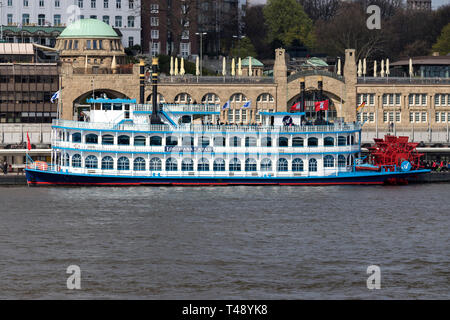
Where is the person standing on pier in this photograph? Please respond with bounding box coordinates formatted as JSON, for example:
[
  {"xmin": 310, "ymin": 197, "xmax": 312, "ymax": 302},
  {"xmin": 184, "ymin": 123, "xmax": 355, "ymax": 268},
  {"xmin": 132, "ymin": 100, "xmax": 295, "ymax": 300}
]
[{"xmin": 2, "ymin": 161, "xmax": 7, "ymax": 175}]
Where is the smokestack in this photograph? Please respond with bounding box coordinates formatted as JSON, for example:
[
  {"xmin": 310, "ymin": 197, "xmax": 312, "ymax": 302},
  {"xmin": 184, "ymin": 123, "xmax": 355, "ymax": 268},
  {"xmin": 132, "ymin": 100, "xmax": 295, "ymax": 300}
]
[
  {"xmin": 300, "ymin": 77, "xmax": 305, "ymax": 112},
  {"xmin": 139, "ymin": 59, "xmax": 145, "ymax": 104},
  {"xmin": 150, "ymin": 57, "xmax": 163, "ymax": 124}
]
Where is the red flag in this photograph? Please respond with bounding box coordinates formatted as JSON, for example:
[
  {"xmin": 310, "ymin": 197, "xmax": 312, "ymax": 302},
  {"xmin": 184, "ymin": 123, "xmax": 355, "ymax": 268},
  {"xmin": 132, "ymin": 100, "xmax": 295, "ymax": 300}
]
[
  {"xmin": 27, "ymin": 132, "xmax": 31, "ymax": 151},
  {"xmin": 290, "ymin": 102, "xmax": 301, "ymax": 112},
  {"xmin": 314, "ymin": 100, "xmax": 329, "ymax": 111}
]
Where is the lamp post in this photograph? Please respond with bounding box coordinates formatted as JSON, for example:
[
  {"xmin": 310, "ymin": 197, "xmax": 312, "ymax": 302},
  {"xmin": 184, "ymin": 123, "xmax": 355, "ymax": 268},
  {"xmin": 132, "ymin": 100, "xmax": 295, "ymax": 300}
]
[{"xmin": 195, "ymin": 32, "xmax": 206, "ymax": 76}]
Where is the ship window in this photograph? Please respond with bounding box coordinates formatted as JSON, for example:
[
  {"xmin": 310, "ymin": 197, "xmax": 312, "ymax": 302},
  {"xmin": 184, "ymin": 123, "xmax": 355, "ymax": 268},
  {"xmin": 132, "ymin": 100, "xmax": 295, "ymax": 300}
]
[
  {"xmin": 102, "ymin": 134, "xmax": 114, "ymax": 145},
  {"xmin": 64, "ymin": 153, "xmax": 70, "ymax": 166},
  {"xmin": 150, "ymin": 136, "xmax": 162, "ymax": 146},
  {"xmin": 113, "ymin": 103, "xmax": 122, "ymax": 111},
  {"xmin": 348, "ymin": 155, "xmax": 354, "ymax": 166},
  {"xmin": 101, "ymin": 156, "xmax": 114, "ymax": 170},
  {"xmin": 72, "ymin": 154, "xmax": 82, "ymax": 168},
  {"xmin": 199, "ymin": 137, "xmax": 210, "ymax": 147},
  {"xmin": 85, "ymin": 134, "xmax": 98, "ymax": 144},
  {"xmin": 245, "ymin": 158, "xmax": 257, "ymax": 172},
  {"xmin": 181, "ymin": 158, "xmax": 194, "ymax": 171},
  {"xmin": 245, "ymin": 137, "xmax": 257, "ymax": 147},
  {"xmin": 133, "ymin": 157, "xmax": 146, "ymax": 171},
  {"xmin": 308, "ymin": 137, "xmax": 318, "ymax": 147},
  {"xmin": 261, "ymin": 158, "xmax": 272, "ymax": 171},
  {"xmin": 182, "ymin": 136, "xmax": 194, "ymax": 146},
  {"xmin": 118, "ymin": 135, "xmax": 130, "ymax": 145},
  {"xmin": 338, "ymin": 155, "xmax": 346, "ymax": 167},
  {"xmin": 166, "ymin": 136, "xmax": 178, "ymax": 146},
  {"xmin": 102, "ymin": 103, "xmax": 112, "ymax": 110},
  {"xmin": 324, "ymin": 155, "xmax": 335, "ymax": 168},
  {"xmin": 292, "ymin": 137, "xmax": 304, "ymax": 147},
  {"xmin": 277, "ymin": 158, "xmax": 288, "ymax": 171},
  {"xmin": 197, "ymin": 158, "xmax": 210, "ymax": 171},
  {"xmin": 213, "ymin": 136, "xmax": 225, "ymax": 147},
  {"xmin": 324, "ymin": 137, "xmax": 334, "ymax": 146},
  {"xmin": 338, "ymin": 136, "xmax": 346, "ymax": 146},
  {"xmin": 85, "ymin": 155, "xmax": 98, "ymax": 169},
  {"xmin": 134, "ymin": 136, "xmax": 146, "ymax": 146},
  {"xmin": 229, "ymin": 158, "xmax": 241, "ymax": 171},
  {"xmin": 309, "ymin": 158, "xmax": 317, "ymax": 172},
  {"xmin": 213, "ymin": 158, "xmax": 225, "ymax": 171},
  {"xmin": 230, "ymin": 136, "xmax": 241, "ymax": 147},
  {"xmin": 150, "ymin": 157, "xmax": 162, "ymax": 171},
  {"xmin": 117, "ymin": 157, "xmax": 130, "ymax": 170},
  {"xmin": 278, "ymin": 137, "xmax": 288, "ymax": 147},
  {"xmin": 72, "ymin": 133, "xmax": 81, "ymax": 143},
  {"xmin": 261, "ymin": 136, "xmax": 272, "ymax": 147},
  {"xmin": 292, "ymin": 158, "xmax": 303, "ymax": 172},
  {"xmin": 166, "ymin": 158, "xmax": 178, "ymax": 171}
]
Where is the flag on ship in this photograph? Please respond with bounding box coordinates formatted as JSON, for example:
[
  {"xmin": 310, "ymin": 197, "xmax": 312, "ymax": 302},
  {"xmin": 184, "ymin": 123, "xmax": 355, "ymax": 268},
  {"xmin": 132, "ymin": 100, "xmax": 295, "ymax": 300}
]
[
  {"xmin": 356, "ymin": 101, "xmax": 366, "ymax": 112},
  {"xmin": 222, "ymin": 101, "xmax": 230, "ymax": 110},
  {"xmin": 50, "ymin": 90, "xmax": 60, "ymax": 103},
  {"xmin": 314, "ymin": 100, "xmax": 329, "ymax": 111},
  {"xmin": 242, "ymin": 101, "xmax": 251, "ymax": 108},
  {"xmin": 290, "ymin": 102, "xmax": 301, "ymax": 112},
  {"xmin": 26, "ymin": 132, "xmax": 31, "ymax": 151}
]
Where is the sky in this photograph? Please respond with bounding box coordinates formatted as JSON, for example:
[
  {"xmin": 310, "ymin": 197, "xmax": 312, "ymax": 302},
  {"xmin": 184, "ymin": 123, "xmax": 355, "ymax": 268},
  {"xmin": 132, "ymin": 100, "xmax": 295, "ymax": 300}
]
[{"xmin": 247, "ymin": 0, "xmax": 449, "ymax": 10}]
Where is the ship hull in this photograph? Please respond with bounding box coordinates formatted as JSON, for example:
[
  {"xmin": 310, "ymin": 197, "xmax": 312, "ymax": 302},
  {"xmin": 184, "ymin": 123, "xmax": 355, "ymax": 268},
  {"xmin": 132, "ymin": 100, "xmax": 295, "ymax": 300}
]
[{"xmin": 25, "ymin": 168, "xmax": 430, "ymax": 186}]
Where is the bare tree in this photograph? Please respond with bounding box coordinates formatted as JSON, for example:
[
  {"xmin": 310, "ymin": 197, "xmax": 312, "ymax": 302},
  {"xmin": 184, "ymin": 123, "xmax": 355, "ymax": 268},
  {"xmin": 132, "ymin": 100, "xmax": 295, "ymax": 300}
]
[{"xmin": 297, "ymin": 0, "xmax": 341, "ymax": 21}]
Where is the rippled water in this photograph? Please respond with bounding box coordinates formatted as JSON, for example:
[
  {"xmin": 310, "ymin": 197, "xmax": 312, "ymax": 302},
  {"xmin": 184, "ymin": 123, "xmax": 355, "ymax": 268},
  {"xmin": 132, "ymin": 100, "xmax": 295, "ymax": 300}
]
[{"xmin": 0, "ymin": 184, "xmax": 449, "ymax": 299}]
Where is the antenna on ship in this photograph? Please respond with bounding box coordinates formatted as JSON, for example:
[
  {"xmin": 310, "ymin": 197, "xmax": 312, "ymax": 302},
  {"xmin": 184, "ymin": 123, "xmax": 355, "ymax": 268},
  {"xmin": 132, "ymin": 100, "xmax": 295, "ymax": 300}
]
[{"xmin": 149, "ymin": 57, "xmax": 163, "ymax": 124}]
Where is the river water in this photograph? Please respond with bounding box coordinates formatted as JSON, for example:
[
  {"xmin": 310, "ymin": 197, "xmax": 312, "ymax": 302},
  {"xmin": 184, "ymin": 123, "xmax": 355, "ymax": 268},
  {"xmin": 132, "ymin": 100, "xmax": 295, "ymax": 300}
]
[{"xmin": 0, "ymin": 184, "xmax": 448, "ymax": 299}]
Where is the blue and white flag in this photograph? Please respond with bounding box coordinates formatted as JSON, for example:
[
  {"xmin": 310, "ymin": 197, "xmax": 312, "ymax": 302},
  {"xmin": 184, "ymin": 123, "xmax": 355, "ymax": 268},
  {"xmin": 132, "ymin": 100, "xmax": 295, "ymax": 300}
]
[
  {"xmin": 222, "ymin": 101, "xmax": 230, "ymax": 110},
  {"xmin": 242, "ymin": 100, "xmax": 251, "ymax": 108},
  {"xmin": 50, "ymin": 90, "xmax": 60, "ymax": 103}
]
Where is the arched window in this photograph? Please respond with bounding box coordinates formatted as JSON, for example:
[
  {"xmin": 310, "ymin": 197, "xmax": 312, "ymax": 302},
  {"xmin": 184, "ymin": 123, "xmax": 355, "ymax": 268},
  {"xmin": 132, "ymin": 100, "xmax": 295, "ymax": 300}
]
[
  {"xmin": 324, "ymin": 155, "xmax": 335, "ymax": 168},
  {"xmin": 181, "ymin": 158, "xmax": 194, "ymax": 171},
  {"xmin": 277, "ymin": 158, "xmax": 288, "ymax": 171},
  {"xmin": 245, "ymin": 158, "xmax": 257, "ymax": 171},
  {"xmin": 338, "ymin": 155, "xmax": 346, "ymax": 167},
  {"xmin": 292, "ymin": 158, "xmax": 304, "ymax": 172},
  {"xmin": 213, "ymin": 158, "xmax": 225, "ymax": 171},
  {"xmin": 261, "ymin": 136, "xmax": 272, "ymax": 147},
  {"xmin": 338, "ymin": 136, "xmax": 347, "ymax": 146},
  {"xmin": 350, "ymin": 135, "xmax": 355, "ymax": 145},
  {"xmin": 278, "ymin": 137, "xmax": 289, "ymax": 147},
  {"xmin": 229, "ymin": 158, "xmax": 241, "ymax": 171},
  {"xmin": 347, "ymin": 155, "xmax": 354, "ymax": 166},
  {"xmin": 230, "ymin": 136, "xmax": 241, "ymax": 147},
  {"xmin": 256, "ymin": 93, "xmax": 274, "ymax": 102},
  {"xmin": 292, "ymin": 137, "xmax": 304, "ymax": 147},
  {"xmin": 214, "ymin": 136, "xmax": 226, "ymax": 147},
  {"xmin": 309, "ymin": 158, "xmax": 318, "ymax": 172},
  {"xmin": 102, "ymin": 134, "xmax": 114, "ymax": 145},
  {"xmin": 198, "ymin": 158, "xmax": 210, "ymax": 171},
  {"xmin": 166, "ymin": 158, "xmax": 178, "ymax": 171},
  {"xmin": 150, "ymin": 136, "xmax": 162, "ymax": 146},
  {"xmin": 199, "ymin": 137, "xmax": 210, "ymax": 147},
  {"xmin": 230, "ymin": 93, "xmax": 247, "ymax": 103},
  {"xmin": 149, "ymin": 157, "xmax": 162, "ymax": 171},
  {"xmin": 308, "ymin": 137, "xmax": 318, "ymax": 147},
  {"xmin": 133, "ymin": 157, "xmax": 146, "ymax": 171},
  {"xmin": 201, "ymin": 93, "xmax": 220, "ymax": 104},
  {"xmin": 324, "ymin": 137, "xmax": 334, "ymax": 146},
  {"xmin": 64, "ymin": 153, "xmax": 70, "ymax": 166},
  {"xmin": 245, "ymin": 137, "xmax": 257, "ymax": 147},
  {"xmin": 174, "ymin": 92, "xmax": 193, "ymax": 103},
  {"xmin": 85, "ymin": 155, "xmax": 98, "ymax": 169},
  {"xmin": 72, "ymin": 133, "xmax": 81, "ymax": 143},
  {"xmin": 118, "ymin": 135, "xmax": 130, "ymax": 145},
  {"xmin": 166, "ymin": 136, "xmax": 178, "ymax": 146},
  {"xmin": 85, "ymin": 134, "xmax": 98, "ymax": 144},
  {"xmin": 117, "ymin": 157, "xmax": 130, "ymax": 170},
  {"xmin": 72, "ymin": 154, "xmax": 82, "ymax": 168},
  {"xmin": 261, "ymin": 158, "xmax": 272, "ymax": 171},
  {"xmin": 134, "ymin": 136, "xmax": 146, "ymax": 146},
  {"xmin": 182, "ymin": 136, "xmax": 194, "ymax": 146},
  {"xmin": 101, "ymin": 156, "xmax": 114, "ymax": 170}
]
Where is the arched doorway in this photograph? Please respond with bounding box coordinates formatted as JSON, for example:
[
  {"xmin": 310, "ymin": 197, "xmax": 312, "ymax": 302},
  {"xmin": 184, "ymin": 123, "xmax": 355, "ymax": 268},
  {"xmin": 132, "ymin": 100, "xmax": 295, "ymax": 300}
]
[
  {"xmin": 288, "ymin": 90, "xmax": 339, "ymax": 123},
  {"xmin": 72, "ymin": 89, "xmax": 129, "ymax": 121}
]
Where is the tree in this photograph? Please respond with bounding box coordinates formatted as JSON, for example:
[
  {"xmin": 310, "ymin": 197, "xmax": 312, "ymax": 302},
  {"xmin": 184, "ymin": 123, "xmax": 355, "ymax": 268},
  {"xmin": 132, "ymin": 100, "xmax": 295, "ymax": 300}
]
[
  {"xmin": 432, "ymin": 23, "xmax": 450, "ymax": 55},
  {"xmin": 263, "ymin": 0, "xmax": 315, "ymax": 50},
  {"xmin": 243, "ymin": 5, "xmax": 271, "ymax": 59},
  {"xmin": 297, "ymin": 0, "xmax": 341, "ymax": 21},
  {"xmin": 229, "ymin": 37, "xmax": 257, "ymax": 58}
]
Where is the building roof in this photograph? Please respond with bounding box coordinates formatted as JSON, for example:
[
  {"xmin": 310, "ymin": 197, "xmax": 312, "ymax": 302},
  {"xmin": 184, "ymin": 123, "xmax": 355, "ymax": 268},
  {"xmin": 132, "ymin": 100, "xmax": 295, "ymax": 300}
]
[
  {"xmin": 391, "ymin": 56, "xmax": 450, "ymax": 66},
  {"xmin": 304, "ymin": 57, "xmax": 328, "ymax": 67},
  {"xmin": 241, "ymin": 56, "xmax": 264, "ymax": 67},
  {"xmin": 2, "ymin": 25, "xmax": 65, "ymax": 34},
  {"xmin": 0, "ymin": 43, "xmax": 34, "ymax": 55},
  {"xmin": 58, "ymin": 19, "xmax": 119, "ymax": 39}
]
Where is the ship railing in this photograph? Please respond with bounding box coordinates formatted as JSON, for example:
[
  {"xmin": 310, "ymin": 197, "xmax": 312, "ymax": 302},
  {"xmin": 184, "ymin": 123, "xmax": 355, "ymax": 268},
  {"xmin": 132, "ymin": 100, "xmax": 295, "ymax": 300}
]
[{"xmin": 133, "ymin": 104, "xmax": 221, "ymax": 113}]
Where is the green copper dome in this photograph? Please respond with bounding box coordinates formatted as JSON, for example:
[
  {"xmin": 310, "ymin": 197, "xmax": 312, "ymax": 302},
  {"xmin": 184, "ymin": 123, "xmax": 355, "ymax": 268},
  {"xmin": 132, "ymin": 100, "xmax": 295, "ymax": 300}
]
[{"xmin": 58, "ymin": 19, "xmax": 119, "ymax": 39}]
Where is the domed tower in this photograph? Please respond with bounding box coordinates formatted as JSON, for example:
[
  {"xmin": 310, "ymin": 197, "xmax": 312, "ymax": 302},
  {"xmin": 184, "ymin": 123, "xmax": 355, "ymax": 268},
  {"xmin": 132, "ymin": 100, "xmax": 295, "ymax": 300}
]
[{"xmin": 55, "ymin": 19, "xmax": 126, "ymax": 72}]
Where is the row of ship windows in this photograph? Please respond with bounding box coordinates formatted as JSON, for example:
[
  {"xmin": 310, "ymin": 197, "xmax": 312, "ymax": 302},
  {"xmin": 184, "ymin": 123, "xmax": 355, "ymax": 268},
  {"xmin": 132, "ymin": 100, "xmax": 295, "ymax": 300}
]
[
  {"xmin": 65, "ymin": 133, "xmax": 356, "ymax": 147},
  {"xmin": 65, "ymin": 155, "xmax": 354, "ymax": 172},
  {"xmin": 358, "ymin": 94, "xmax": 450, "ymax": 106}
]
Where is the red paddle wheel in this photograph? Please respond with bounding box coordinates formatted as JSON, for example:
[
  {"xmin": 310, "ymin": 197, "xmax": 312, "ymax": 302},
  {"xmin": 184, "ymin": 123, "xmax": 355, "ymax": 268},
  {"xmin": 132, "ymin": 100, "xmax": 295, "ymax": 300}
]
[{"xmin": 367, "ymin": 135, "xmax": 424, "ymax": 171}]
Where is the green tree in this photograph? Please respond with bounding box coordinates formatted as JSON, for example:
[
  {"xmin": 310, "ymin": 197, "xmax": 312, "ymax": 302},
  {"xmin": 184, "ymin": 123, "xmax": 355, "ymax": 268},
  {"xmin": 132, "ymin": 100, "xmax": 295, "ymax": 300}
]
[
  {"xmin": 229, "ymin": 37, "xmax": 257, "ymax": 58},
  {"xmin": 263, "ymin": 0, "xmax": 315, "ymax": 49},
  {"xmin": 432, "ymin": 23, "xmax": 450, "ymax": 55}
]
